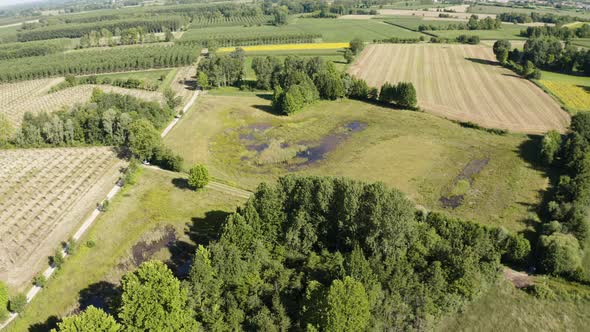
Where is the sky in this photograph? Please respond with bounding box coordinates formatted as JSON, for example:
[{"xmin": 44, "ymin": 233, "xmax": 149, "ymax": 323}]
[{"xmin": 0, "ymin": 0, "xmax": 42, "ymax": 8}]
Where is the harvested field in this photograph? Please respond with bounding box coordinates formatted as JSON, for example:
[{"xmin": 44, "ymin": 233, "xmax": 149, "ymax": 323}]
[
  {"xmin": 170, "ymin": 66, "xmax": 197, "ymax": 106},
  {"xmin": 0, "ymin": 80, "xmax": 164, "ymax": 127},
  {"xmin": 0, "ymin": 147, "xmax": 125, "ymax": 289},
  {"xmin": 348, "ymin": 44, "xmax": 570, "ymax": 133},
  {"xmin": 379, "ymin": 9, "xmax": 496, "ymax": 20}
]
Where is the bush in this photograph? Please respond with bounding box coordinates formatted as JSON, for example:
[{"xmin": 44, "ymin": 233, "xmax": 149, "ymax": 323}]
[
  {"xmin": 151, "ymin": 146, "xmax": 184, "ymax": 172},
  {"xmin": 538, "ymin": 233, "xmax": 583, "ymax": 277},
  {"xmin": 505, "ymin": 234, "xmax": 531, "ymax": 264},
  {"xmin": 540, "ymin": 130, "xmax": 562, "ymax": 165},
  {"xmin": 349, "ymin": 38, "xmax": 364, "ymax": 55},
  {"xmin": 188, "ymin": 164, "xmax": 210, "ymax": 189},
  {"xmin": 9, "ymin": 293, "xmax": 27, "ymax": 313},
  {"xmin": 66, "ymin": 238, "xmax": 78, "ymax": 256},
  {"xmin": 527, "ymin": 282, "xmax": 556, "ymax": 300},
  {"xmin": 52, "ymin": 249, "xmax": 65, "ymax": 268},
  {"xmin": 379, "ymin": 81, "xmax": 418, "ymax": 109},
  {"xmin": 33, "ymin": 275, "xmax": 47, "ymax": 288},
  {"xmin": 86, "ymin": 240, "xmax": 96, "ymax": 248}
]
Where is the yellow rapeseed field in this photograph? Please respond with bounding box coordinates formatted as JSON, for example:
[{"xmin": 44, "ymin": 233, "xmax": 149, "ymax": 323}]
[
  {"xmin": 540, "ymin": 80, "xmax": 590, "ymax": 112},
  {"xmin": 218, "ymin": 42, "xmax": 349, "ymax": 53}
]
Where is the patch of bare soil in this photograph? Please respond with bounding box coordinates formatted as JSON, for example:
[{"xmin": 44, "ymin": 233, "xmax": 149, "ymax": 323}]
[
  {"xmin": 440, "ymin": 158, "xmax": 489, "ymax": 209},
  {"xmin": 503, "ymin": 267, "xmax": 534, "ymax": 288}
]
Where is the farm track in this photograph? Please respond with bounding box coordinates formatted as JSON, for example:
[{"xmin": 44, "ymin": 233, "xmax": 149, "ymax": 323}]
[{"xmin": 348, "ymin": 44, "xmax": 570, "ymax": 134}]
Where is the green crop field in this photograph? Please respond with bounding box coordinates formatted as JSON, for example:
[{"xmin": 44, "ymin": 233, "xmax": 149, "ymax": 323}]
[
  {"xmin": 0, "ymin": 25, "xmax": 18, "ymax": 44},
  {"xmin": 5, "ymin": 167, "xmax": 246, "ymax": 332},
  {"xmin": 572, "ymin": 38, "xmax": 590, "ymax": 48},
  {"xmin": 383, "ymin": 16, "xmax": 469, "ymax": 31},
  {"xmin": 182, "ymin": 18, "xmax": 423, "ymax": 43},
  {"xmin": 164, "ymin": 95, "xmax": 548, "ymax": 232}
]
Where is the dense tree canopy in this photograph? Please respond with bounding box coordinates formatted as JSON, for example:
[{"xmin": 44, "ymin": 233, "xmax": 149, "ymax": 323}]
[{"xmin": 53, "ymin": 306, "xmax": 120, "ymax": 332}]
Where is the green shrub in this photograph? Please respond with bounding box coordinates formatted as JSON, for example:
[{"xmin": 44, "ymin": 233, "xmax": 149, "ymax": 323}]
[
  {"xmin": 9, "ymin": 293, "xmax": 27, "ymax": 313},
  {"xmin": 188, "ymin": 164, "xmax": 210, "ymax": 189},
  {"xmin": 33, "ymin": 275, "xmax": 47, "ymax": 288}
]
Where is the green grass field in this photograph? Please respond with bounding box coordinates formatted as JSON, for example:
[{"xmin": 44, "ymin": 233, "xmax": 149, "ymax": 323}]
[
  {"xmin": 89, "ymin": 68, "xmax": 176, "ymax": 91},
  {"xmin": 537, "ymin": 71, "xmax": 590, "ymax": 114},
  {"xmin": 572, "ymin": 38, "xmax": 590, "ymax": 49},
  {"xmin": 0, "ymin": 25, "xmax": 19, "ymax": 44},
  {"xmin": 183, "ymin": 18, "xmax": 423, "ymax": 42},
  {"xmin": 430, "ymin": 23, "xmax": 525, "ymax": 40},
  {"xmin": 164, "ymin": 95, "xmax": 549, "ymax": 232},
  {"xmin": 384, "ymin": 16, "xmax": 470, "ymax": 31},
  {"xmin": 437, "ymin": 278, "xmax": 590, "ymax": 331},
  {"xmin": 5, "ymin": 167, "xmax": 245, "ymax": 331}
]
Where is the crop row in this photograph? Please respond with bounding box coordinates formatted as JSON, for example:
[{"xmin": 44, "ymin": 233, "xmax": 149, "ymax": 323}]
[
  {"xmin": 0, "ymin": 38, "xmax": 74, "ymax": 61},
  {"xmin": 190, "ymin": 15, "xmax": 272, "ymax": 28},
  {"xmin": 0, "ymin": 45, "xmax": 198, "ymax": 83},
  {"xmin": 177, "ymin": 32, "xmax": 322, "ymax": 47},
  {"xmin": 17, "ymin": 16, "xmax": 186, "ymax": 42}
]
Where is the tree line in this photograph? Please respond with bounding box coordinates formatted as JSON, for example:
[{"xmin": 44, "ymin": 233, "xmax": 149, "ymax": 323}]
[
  {"xmin": 51, "ymin": 175, "xmax": 529, "ymax": 331},
  {"xmin": 498, "ymin": 11, "xmax": 589, "ymax": 25},
  {"xmin": 176, "ymin": 32, "xmax": 321, "ymax": 48},
  {"xmin": 0, "ymin": 45, "xmax": 197, "ymax": 83},
  {"xmin": 78, "ymin": 27, "xmax": 175, "ymax": 48},
  {"xmin": 17, "ymin": 16, "xmax": 186, "ymax": 42},
  {"xmin": 0, "ymin": 38, "xmax": 72, "ymax": 61},
  {"xmin": 493, "ymin": 38, "xmax": 590, "ymax": 77},
  {"xmin": 537, "ymin": 113, "xmax": 590, "ymax": 281},
  {"xmin": 520, "ymin": 24, "xmax": 590, "ymax": 40},
  {"xmin": 6, "ymin": 89, "xmax": 184, "ymax": 171}
]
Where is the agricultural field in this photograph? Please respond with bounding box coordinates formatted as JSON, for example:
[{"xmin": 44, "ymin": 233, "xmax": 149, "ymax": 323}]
[
  {"xmin": 164, "ymin": 95, "xmax": 548, "ymax": 232},
  {"xmin": 4, "ymin": 167, "xmax": 246, "ymax": 331},
  {"xmin": 348, "ymin": 44, "xmax": 569, "ymax": 133},
  {"xmin": 181, "ymin": 18, "xmax": 423, "ymax": 43},
  {"xmin": 0, "ymin": 79, "xmax": 164, "ymax": 127},
  {"xmin": 467, "ymin": 4, "xmax": 590, "ymax": 20},
  {"xmin": 537, "ymin": 70, "xmax": 590, "ymax": 113},
  {"xmin": 429, "ymin": 23, "xmax": 525, "ymax": 40},
  {"xmin": 378, "ymin": 9, "xmax": 496, "ymax": 20},
  {"xmin": 572, "ymin": 38, "xmax": 590, "ymax": 49},
  {"xmin": 0, "ymin": 147, "xmax": 125, "ymax": 291},
  {"xmin": 190, "ymin": 15, "xmax": 272, "ymax": 28},
  {"xmin": 217, "ymin": 43, "xmax": 349, "ymax": 53}
]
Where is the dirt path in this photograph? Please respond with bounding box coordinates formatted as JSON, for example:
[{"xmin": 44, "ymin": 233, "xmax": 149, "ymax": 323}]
[{"xmin": 503, "ymin": 267, "xmax": 534, "ymax": 288}]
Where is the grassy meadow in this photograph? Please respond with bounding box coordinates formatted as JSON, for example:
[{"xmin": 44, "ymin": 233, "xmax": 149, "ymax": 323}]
[
  {"xmin": 430, "ymin": 23, "xmax": 525, "ymax": 40},
  {"xmin": 87, "ymin": 68, "xmax": 177, "ymax": 91},
  {"xmin": 437, "ymin": 278, "xmax": 590, "ymax": 331},
  {"xmin": 164, "ymin": 94, "xmax": 549, "ymax": 232},
  {"xmin": 5, "ymin": 167, "xmax": 245, "ymax": 331}
]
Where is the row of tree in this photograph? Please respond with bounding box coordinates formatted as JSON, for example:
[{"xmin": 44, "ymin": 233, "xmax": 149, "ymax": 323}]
[
  {"xmin": 53, "ymin": 175, "xmax": 529, "ymax": 331},
  {"xmin": 0, "ymin": 45, "xmax": 197, "ymax": 83},
  {"xmin": 537, "ymin": 113, "xmax": 590, "ymax": 280},
  {"xmin": 493, "ymin": 38, "xmax": 590, "ymax": 77},
  {"xmin": 198, "ymin": 48, "xmax": 246, "ymax": 88},
  {"xmin": 498, "ymin": 11, "xmax": 588, "ymax": 25},
  {"xmin": 9, "ymin": 89, "xmax": 184, "ymax": 171},
  {"xmin": 17, "ymin": 16, "xmax": 186, "ymax": 42},
  {"xmin": 79, "ymin": 27, "xmax": 175, "ymax": 48},
  {"xmin": 176, "ymin": 32, "xmax": 321, "ymax": 48},
  {"xmin": 0, "ymin": 38, "xmax": 72, "ymax": 60},
  {"xmin": 520, "ymin": 24, "xmax": 590, "ymax": 40}
]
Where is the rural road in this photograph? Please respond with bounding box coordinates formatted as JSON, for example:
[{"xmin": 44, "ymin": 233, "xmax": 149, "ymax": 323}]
[{"xmin": 0, "ymin": 70, "xmax": 211, "ymax": 330}]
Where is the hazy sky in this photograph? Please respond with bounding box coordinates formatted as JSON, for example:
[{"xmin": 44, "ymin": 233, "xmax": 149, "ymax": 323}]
[{"xmin": 0, "ymin": 0, "xmax": 42, "ymax": 8}]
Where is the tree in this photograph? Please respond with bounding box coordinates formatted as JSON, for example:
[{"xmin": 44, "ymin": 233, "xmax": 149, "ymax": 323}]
[
  {"xmin": 343, "ymin": 49, "xmax": 354, "ymax": 64},
  {"xmin": 349, "ymin": 38, "xmax": 364, "ymax": 55},
  {"xmin": 9, "ymin": 293, "xmax": 27, "ymax": 314},
  {"xmin": 0, "ymin": 281, "xmax": 8, "ymax": 319},
  {"xmin": 188, "ymin": 164, "xmax": 210, "ymax": 189},
  {"xmin": 540, "ymin": 130, "xmax": 562, "ymax": 165},
  {"xmin": 324, "ymin": 277, "xmax": 370, "ymax": 331},
  {"xmin": 128, "ymin": 119, "xmax": 161, "ymax": 161},
  {"xmin": 538, "ymin": 233, "xmax": 583, "ymax": 277},
  {"xmin": 493, "ymin": 40, "xmax": 511, "ymax": 64},
  {"xmin": 187, "ymin": 245, "xmax": 224, "ymax": 329},
  {"xmin": 272, "ymin": 6, "xmax": 289, "ymax": 26},
  {"xmin": 164, "ymin": 28, "xmax": 174, "ymax": 42},
  {"xmin": 314, "ymin": 68, "xmax": 345, "ymax": 100},
  {"xmin": 197, "ymin": 71, "xmax": 209, "ymax": 89},
  {"xmin": 119, "ymin": 261, "xmax": 198, "ymax": 331},
  {"xmin": 395, "ymin": 82, "xmax": 418, "ymax": 109},
  {"xmin": 52, "ymin": 249, "xmax": 65, "ymax": 269},
  {"xmin": 53, "ymin": 306, "xmax": 120, "ymax": 332}
]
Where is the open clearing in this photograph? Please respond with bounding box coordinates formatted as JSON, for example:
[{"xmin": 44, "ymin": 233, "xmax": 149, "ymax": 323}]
[
  {"xmin": 0, "ymin": 147, "xmax": 125, "ymax": 290},
  {"xmin": 0, "ymin": 79, "xmax": 164, "ymax": 127},
  {"xmin": 165, "ymin": 94, "xmax": 548, "ymax": 232},
  {"xmin": 348, "ymin": 44, "xmax": 570, "ymax": 133},
  {"xmin": 5, "ymin": 167, "xmax": 245, "ymax": 331}
]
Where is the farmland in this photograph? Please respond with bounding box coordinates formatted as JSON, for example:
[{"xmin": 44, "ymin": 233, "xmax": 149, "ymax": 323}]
[
  {"xmin": 537, "ymin": 71, "xmax": 590, "ymax": 113},
  {"xmin": 0, "ymin": 78, "xmax": 164, "ymax": 127},
  {"xmin": 164, "ymin": 95, "xmax": 548, "ymax": 232},
  {"xmin": 348, "ymin": 44, "xmax": 569, "ymax": 133},
  {"xmin": 0, "ymin": 147, "xmax": 125, "ymax": 290},
  {"xmin": 217, "ymin": 42, "xmax": 349, "ymax": 53}
]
